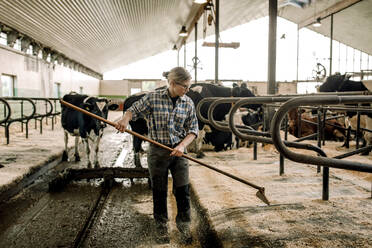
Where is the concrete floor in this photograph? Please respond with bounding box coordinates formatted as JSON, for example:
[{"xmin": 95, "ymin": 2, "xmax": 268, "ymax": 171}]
[{"xmin": 0, "ymin": 111, "xmax": 371, "ymax": 247}]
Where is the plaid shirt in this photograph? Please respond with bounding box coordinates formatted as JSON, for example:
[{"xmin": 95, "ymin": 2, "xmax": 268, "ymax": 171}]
[{"xmin": 128, "ymin": 88, "xmax": 199, "ymax": 145}]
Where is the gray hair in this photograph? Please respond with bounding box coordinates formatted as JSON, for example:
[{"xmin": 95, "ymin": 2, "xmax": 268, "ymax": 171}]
[{"xmin": 162, "ymin": 67, "xmax": 191, "ymax": 84}]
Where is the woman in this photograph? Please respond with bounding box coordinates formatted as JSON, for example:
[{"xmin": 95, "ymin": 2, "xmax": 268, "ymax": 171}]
[{"xmin": 115, "ymin": 67, "xmax": 198, "ymax": 244}]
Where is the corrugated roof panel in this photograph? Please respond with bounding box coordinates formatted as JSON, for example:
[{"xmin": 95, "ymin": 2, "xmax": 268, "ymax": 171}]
[{"xmin": 0, "ymin": 0, "xmax": 370, "ymax": 74}]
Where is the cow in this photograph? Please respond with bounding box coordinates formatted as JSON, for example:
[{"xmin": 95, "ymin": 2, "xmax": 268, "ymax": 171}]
[
  {"xmin": 61, "ymin": 93, "xmax": 118, "ymax": 168},
  {"xmin": 287, "ymin": 108, "xmax": 346, "ymax": 141},
  {"xmin": 231, "ymin": 108, "xmax": 263, "ymax": 148},
  {"xmin": 319, "ymin": 73, "xmax": 368, "ymax": 93},
  {"xmin": 123, "ymin": 91, "xmax": 150, "ymax": 167},
  {"xmin": 318, "ymin": 73, "xmax": 372, "ymax": 155},
  {"xmin": 123, "ymin": 83, "xmax": 259, "ymax": 167}
]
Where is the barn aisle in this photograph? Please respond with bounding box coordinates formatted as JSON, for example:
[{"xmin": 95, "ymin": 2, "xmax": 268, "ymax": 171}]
[{"xmin": 0, "ymin": 110, "xmax": 371, "ymax": 247}]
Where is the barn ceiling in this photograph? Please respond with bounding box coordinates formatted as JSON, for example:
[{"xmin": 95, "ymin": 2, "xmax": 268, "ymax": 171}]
[{"xmin": 0, "ymin": 0, "xmax": 370, "ymax": 75}]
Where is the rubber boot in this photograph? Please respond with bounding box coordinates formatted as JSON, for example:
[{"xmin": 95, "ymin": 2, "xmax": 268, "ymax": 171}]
[
  {"xmin": 153, "ymin": 189, "xmax": 169, "ymax": 243},
  {"xmin": 175, "ymin": 184, "xmax": 192, "ymax": 244}
]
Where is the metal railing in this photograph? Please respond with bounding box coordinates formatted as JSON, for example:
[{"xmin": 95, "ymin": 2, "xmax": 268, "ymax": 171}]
[
  {"xmin": 195, "ymin": 92, "xmax": 372, "ymax": 201},
  {"xmin": 0, "ymin": 97, "xmax": 60, "ymax": 144}
]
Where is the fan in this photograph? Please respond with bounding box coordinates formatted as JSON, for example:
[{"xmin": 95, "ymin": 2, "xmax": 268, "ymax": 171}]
[{"xmin": 312, "ymin": 63, "xmax": 326, "ymax": 81}]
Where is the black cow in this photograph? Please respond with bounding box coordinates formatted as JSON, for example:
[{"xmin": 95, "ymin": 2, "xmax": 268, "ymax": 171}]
[
  {"xmin": 123, "ymin": 91, "xmax": 149, "ymax": 167},
  {"xmin": 319, "ymin": 74, "xmax": 368, "ymax": 93},
  {"xmin": 232, "ymin": 108, "xmax": 263, "ymax": 148},
  {"xmin": 61, "ymin": 93, "xmax": 118, "ymax": 168},
  {"xmin": 123, "ymin": 83, "xmax": 258, "ymax": 167},
  {"xmin": 319, "ymin": 74, "xmax": 372, "ymax": 154},
  {"xmin": 189, "ymin": 83, "xmax": 260, "ymax": 151}
]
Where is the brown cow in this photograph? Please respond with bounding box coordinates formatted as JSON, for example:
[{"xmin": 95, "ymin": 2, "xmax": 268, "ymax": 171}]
[{"xmin": 288, "ymin": 108, "xmax": 346, "ymax": 141}]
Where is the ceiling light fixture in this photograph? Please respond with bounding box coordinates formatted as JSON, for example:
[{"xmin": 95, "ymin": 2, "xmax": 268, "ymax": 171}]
[
  {"xmin": 179, "ymin": 26, "xmax": 188, "ymax": 37},
  {"xmin": 194, "ymin": 0, "xmax": 207, "ymax": 4},
  {"xmin": 313, "ymin": 17, "xmax": 322, "ymax": 27}
]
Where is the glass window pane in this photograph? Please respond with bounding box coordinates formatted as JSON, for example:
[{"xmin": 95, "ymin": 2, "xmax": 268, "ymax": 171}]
[{"xmin": 1, "ymin": 75, "xmax": 14, "ymax": 97}]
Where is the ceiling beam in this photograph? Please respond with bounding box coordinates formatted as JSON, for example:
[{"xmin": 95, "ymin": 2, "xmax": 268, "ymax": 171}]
[
  {"xmin": 175, "ymin": 0, "xmax": 212, "ymax": 51},
  {"xmin": 202, "ymin": 41, "xmax": 240, "ymax": 49},
  {"xmin": 298, "ymin": 0, "xmax": 362, "ymax": 29}
]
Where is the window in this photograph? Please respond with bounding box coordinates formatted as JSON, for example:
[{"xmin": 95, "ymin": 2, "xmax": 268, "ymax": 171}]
[
  {"xmin": 130, "ymin": 88, "xmax": 141, "ymax": 95},
  {"xmin": 54, "ymin": 82, "xmax": 61, "ymax": 98},
  {"xmin": 79, "ymin": 86, "xmax": 83, "ymax": 94},
  {"xmin": 1, "ymin": 74, "xmax": 16, "ymax": 96},
  {"xmin": 0, "ymin": 32, "xmax": 6, "ymax": 46},
  {"xmin": 14, "ymin": 39, "xmax": 21, "ymax": 51},
  {"xmin": 142, "ymin": 81, "xmax": 157, "ymax": 91}
]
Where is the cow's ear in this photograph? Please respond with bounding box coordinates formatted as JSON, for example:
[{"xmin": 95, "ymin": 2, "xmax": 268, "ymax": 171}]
[
  {"xmin": 83, "ymin": 103, "xmax": 93, "ymax": 111},
  {"xmin": 108, "ymin": 103, "xmax": 119, "ymax": 111}
]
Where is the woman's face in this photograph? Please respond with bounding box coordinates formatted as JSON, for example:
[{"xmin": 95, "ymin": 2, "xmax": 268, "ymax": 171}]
[{"xmin": 171, "ymin": 80, "xmax": 191, "ymax": 96}]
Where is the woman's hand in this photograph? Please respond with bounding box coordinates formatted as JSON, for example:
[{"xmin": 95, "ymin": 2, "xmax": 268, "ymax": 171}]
[
  {"xmin": 115, "ymin": 118, "xmax": 129, "ymax": 133},
  {"xmin": 115, "ymin": 111, "xmax": 132, "ymax": 133},
  {"xmin": 170, "ymin": 143, "xmax": 185, "ymax": 157}
]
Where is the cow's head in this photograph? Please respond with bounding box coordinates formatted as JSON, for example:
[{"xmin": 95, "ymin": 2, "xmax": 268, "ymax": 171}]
[
  {"xmin": 241, "ymin": 108, "xmax": 263, "ymax": 128},
  {"xmin": 232, "ymin": 85, "xmax": 260, "ymax": 110},
  {"xmin": 82, "ymin": 97, "xmax": 118, "ymax": 128}
]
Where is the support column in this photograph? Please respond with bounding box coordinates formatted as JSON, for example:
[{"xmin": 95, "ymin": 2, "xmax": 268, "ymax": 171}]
[
  {"xmin": 195, "ymin": 22, "xmax": 198, "ymax": 83},
  {"xmin": 184, "ymin": 41, "xmax": 186, "ymax": 68},
  {"xmin": 214, "ymin": 0, "xmax": 219, "ymax": 84},
  {"xmin": 267, "ymin": 0, "xmax": 277, "ymax": 95},
  {"xmin": 329, "ymin": 14, "xmax": 333, "ymax": 76}
]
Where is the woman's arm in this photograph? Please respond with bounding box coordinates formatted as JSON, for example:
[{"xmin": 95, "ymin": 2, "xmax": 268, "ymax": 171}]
[
  {"xmin": 115, "ymin": 110, "xmax": 133, "ymax": 132},
  {"xmin": 170, "ymin": 133, "xmax": 196, "ymax": 157}
]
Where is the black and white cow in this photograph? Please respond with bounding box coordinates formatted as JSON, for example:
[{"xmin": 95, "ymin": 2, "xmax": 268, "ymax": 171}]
[
  {"xmin": 231, "ymin": 108, "xmax": 263, "ymax": 148},
  {"xmin": 319, "ymin": 74, "xmax": 372, "ymax": 154},
  {"xmin": 123, "ymin": 83, "xmax": 259, "ymax": 167},
  {"xmin": 61, "ymin": 93, "xmax": 118, "ymax": 167},
  {"xmin": 123, "ymin": 91, "xmax": 150, "ymax": 167}
]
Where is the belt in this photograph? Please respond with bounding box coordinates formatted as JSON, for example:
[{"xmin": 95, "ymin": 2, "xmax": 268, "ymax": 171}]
[
  {"xmin": 153, "ymin": 142, "xmax": 180, "ymax": 148},
  {"xmin": 165, "ymin": 143, "xmax": 180, "ymax": 148}
]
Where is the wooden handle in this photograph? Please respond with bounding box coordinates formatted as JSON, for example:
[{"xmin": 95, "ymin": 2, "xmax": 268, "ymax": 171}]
[
  {"xmin": 61, "ymin": 99, "xmax": 174, "ymax": 152},
  {"xmin": 60, "ymin": 99, "xmax": 269, "ymax": 204}
]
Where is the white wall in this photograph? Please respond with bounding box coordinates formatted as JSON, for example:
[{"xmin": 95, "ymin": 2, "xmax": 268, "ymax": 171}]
[
  {"xmin": 0, "ymin": 44, "xmax": 99, "ymax": 97},
  {"xmin": 99, "ymin": 79, "xmax": 167, "ymax": 98}
]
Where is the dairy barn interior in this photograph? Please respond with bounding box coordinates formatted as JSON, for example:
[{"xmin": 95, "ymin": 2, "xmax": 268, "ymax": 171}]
[{"xmin": 0, "ymin": 0, "xmax": 371, "ymax": 247}]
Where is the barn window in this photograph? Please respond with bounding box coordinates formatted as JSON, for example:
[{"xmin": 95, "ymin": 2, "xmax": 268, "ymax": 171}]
[
  {"xmin": 1, "ymin": 74, "xmax": 16, "ymax": 96},
  {"xmin": 130, "ymin": 88, "xmax": 141, "ymax": 95},
  {"xmin": 54, "ymin": 82, "xmax": 61, "ymax": 98},
  {"xmin": 0, "ymin": 32, "xmax": 6, "ymax": 46},
  {"xmin": 14, "ymin": 39, "xmax": 21, "ymax": 51}
]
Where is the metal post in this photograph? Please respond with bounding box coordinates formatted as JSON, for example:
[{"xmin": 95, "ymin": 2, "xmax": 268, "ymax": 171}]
[
  {"xmin": 253, "ymin": 142, "xmax": 257, "ymax": 160},
  {"xmin": 267, "ymin": 0, "xmax": 277, "ymax": 95},
  {"xmin": 296, "ymin": 26, "xmax": 299, "ymax": 83},
  {"xmin": 322, "ymin": 110, "xmax": 326, "ymax": 146},
  {"xmin": 177, "ymin": 49, "xmax": 180, "ymax": 67},
  {"xmin": 267, "ymin": 0, "xmax": 277, "ymax": 135},
  {"xmin": 352, "ymin": 48, "xmax": 355, "ymax": 75},
  {"xmin": 360, "ymin": 51, "xmax": 362, "ymax": 78},
  {"xmin": 214, "ymin": 0, "xmax": 219, "ymax": 85},
  {"xmin": 195, "ymin": 22, "xmax": 198, "ymax": 83},
  {"xmin": 184, "ymin": 41, "xmax": 186, "ymax": 68},
  {"xmin": 280, "ymin": 116, "xmax": 288, "ymax": 175},
  {"xmin": 323, "ymin": 166, "xmax": 329, "ymax": 201},
  {"xmin": 279, "ymin": 155, "xmax": 284, "ymax": 175},
  {"xmin": 329, "ymin": 14, "xmax": 333, "ymax": 76},
  {"xmin": 317, "ymin": 108, "xmax": 322, "ymax": 173},
  {"xmin": 21, "ymin": 101, "xmax": 24, "ymax": 132},
  {"xmin": 356, "ymin": 108, "xmax": 361, "ymax": 149},
  {"xmin": 338, "ymin": 41, "xmax": 341, "ymax": 72}
]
